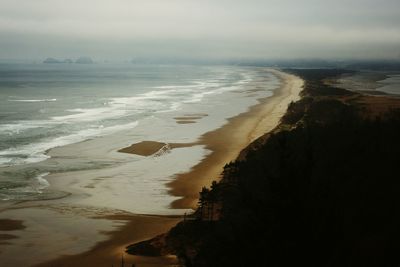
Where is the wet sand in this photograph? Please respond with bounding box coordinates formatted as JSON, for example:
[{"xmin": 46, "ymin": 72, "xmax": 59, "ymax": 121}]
[
  {"xmin": 35, "ymin": 215, "xmax": 181, "ymax": 267},
  {"xmin": 0, "ymin": 219, "xmax": 25, "ymax": 247},
  {"xmin": 0, "ymin": 219, "xmax": 25, "ymax": 231},
  {"xmin": 0, "ymin": 69, "xmax": 303, "ymax": 267}
]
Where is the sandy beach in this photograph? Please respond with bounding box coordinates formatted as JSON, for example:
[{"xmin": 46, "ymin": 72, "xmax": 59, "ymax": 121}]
[
  {"xmin": 168, "ymin": 69, "xmax": 303, "ymax": 209},
  {"xmin": 117, "ymin": 69, "xmax": 303, "ymax": 209},
  {"xmin": 0, "ymin": 69, "xmax": 303, "ymax": 266}
]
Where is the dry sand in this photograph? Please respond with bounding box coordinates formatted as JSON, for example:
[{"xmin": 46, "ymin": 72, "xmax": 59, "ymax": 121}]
[{"xmin": 0, "ymin": 219, "xmax": 25, "ymax": 246}]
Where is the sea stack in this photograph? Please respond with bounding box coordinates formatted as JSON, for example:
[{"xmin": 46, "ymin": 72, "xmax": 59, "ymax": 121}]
[
  {"xmin": 75, "ymin": 57, "xmax": 94, "ymax": 64},
  {"xmin": 43, "ymin": 57, "xmax": 61, "ymax": 63}
]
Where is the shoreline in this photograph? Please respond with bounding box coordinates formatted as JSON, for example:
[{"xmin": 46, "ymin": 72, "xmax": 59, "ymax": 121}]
[
  {"xmin": 116, "ymin": 68, "xmax": 303, "ymax": 209},
  {"xmin": 115, "ymin": 68, "xmax": 303, "ymax": 209},
  {"xmin": 154, "ymin": 68, "xmax": 400, "ymax": 266},
  {"xmin": 168, "ymin": 69, "xmax": 303, "ymax": 209},
  {"xmin": 3, "ymin": 69, "xmax": 304, "ymax": 266}
]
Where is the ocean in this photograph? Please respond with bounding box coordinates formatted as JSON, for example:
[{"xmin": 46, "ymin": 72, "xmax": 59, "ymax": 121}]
[
  {"xmin": 378, "ymin": 74, "xmax": 400, "ymax": 94},
  {"xmin": 0, "ymin": 63, "xmax": 280, "ymax": 214}
]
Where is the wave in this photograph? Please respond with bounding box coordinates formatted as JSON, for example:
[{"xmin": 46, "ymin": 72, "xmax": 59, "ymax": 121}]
[
  {"xmin": 0, "ymin": 120, "xmax": 53, "ymax": 134},
  {"xmin": 50, "ymin": 77, "xmax": 249, "ymax": 124},
  {"xmin": 51, "ymin": 89, "xmax": 180, "ymax": 123},
  {"xmin": 0, "ymin": 172, "xmax": 68, "ymax": 201},
  {"xmin": 8, "ymin": 99, "xmax": 57, "ymax": 102},
  {"xmin": 0, "ymin": 121, "xmax": 139, "ymax": 166},
  {"xmin": 51, "ymin": 107, "xmax": 127, "ymax": 122},
  {"xmin": 0, "ymin": 72, "xmax": 254, "ymax": 167}
]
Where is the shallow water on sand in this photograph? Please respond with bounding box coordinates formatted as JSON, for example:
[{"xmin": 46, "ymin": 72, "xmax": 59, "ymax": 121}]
[
  {"xmin": 0, "ymin": 64, "xmax": 280, "ymax": 214},
  {"xmin": 0, "ymin": 65, "xmax": 285, "ymax": 266}
]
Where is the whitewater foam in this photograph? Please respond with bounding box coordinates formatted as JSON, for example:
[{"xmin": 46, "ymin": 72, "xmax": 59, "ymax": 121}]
[
  {"xmin": 8, "ymin": 99, "xmax": 57, "ymax": 102},
  {"xmin": 51, "ymin": 107, "xmax": 127, "ymax": 122},
  {"xmin": 33, "ymin": 172, "xmax": 50, "ymax": 192},
  {"xmin": 0, "ymin": 120, "xmax": 53, "ymax": 134},
  {"xmin": 0, "ymin": 121, "xmax": 139, "ymax": 166}
]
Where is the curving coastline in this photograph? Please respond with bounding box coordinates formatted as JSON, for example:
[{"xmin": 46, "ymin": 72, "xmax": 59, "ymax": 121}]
[
  {"xmin": 167, "ymin": 69, "xmax": 303, "ymax": 209},
  {"xmin": 33, "ymin": 69, "xmax": 303, "ymax": 267},
  {"xmin": 146, "ymin": 68, "xmax": 400, "ymax": 266}
]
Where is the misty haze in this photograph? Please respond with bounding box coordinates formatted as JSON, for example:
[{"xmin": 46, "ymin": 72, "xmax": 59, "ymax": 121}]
[{"xmin": 1, "ymin": 0, "xmax": 400, "ymax": 61}]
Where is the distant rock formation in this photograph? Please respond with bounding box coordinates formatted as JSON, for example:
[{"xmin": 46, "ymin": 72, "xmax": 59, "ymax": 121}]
[
  {"xmin": 43, "ymin": 58, "xmax": 75, "ymax": 64},
  {"xmin": 75, "ymin": 57, "xmax": 94, "ymax": 64},
  {"xmin": 43, "ymin": 58, "xmax": 62, "ymax": 64}
]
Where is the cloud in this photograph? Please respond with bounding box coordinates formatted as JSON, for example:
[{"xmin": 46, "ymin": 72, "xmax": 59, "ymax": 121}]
[{"xmin": 0, "ymin": 0, "xmax": 399, "ymax": 60}]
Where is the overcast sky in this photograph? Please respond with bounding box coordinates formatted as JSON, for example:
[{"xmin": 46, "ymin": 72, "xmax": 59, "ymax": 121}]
[{"xmin": 1, "ymin": 0, "xmax": 399, "ymax": 61}]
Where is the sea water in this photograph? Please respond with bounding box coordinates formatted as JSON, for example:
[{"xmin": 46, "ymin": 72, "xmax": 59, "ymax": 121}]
[
  {"xmin": 0, "ymin": 63, "xmax": 280, "ymax": 214},
  {"xmin": 378, "ymin": 74, "xmax": 400, "ymax": 94}
]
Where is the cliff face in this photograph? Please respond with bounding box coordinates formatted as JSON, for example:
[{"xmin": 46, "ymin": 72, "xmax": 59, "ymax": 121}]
[{"xmin": 129, "ymin": 69, "xmax": 400, "ymax": 267}]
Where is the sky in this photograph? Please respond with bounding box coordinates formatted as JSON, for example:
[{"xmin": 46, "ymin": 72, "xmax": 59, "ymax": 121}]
[{"xmin": 0, "ymin": 0, "xmax": 400, "ymax": 61}]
